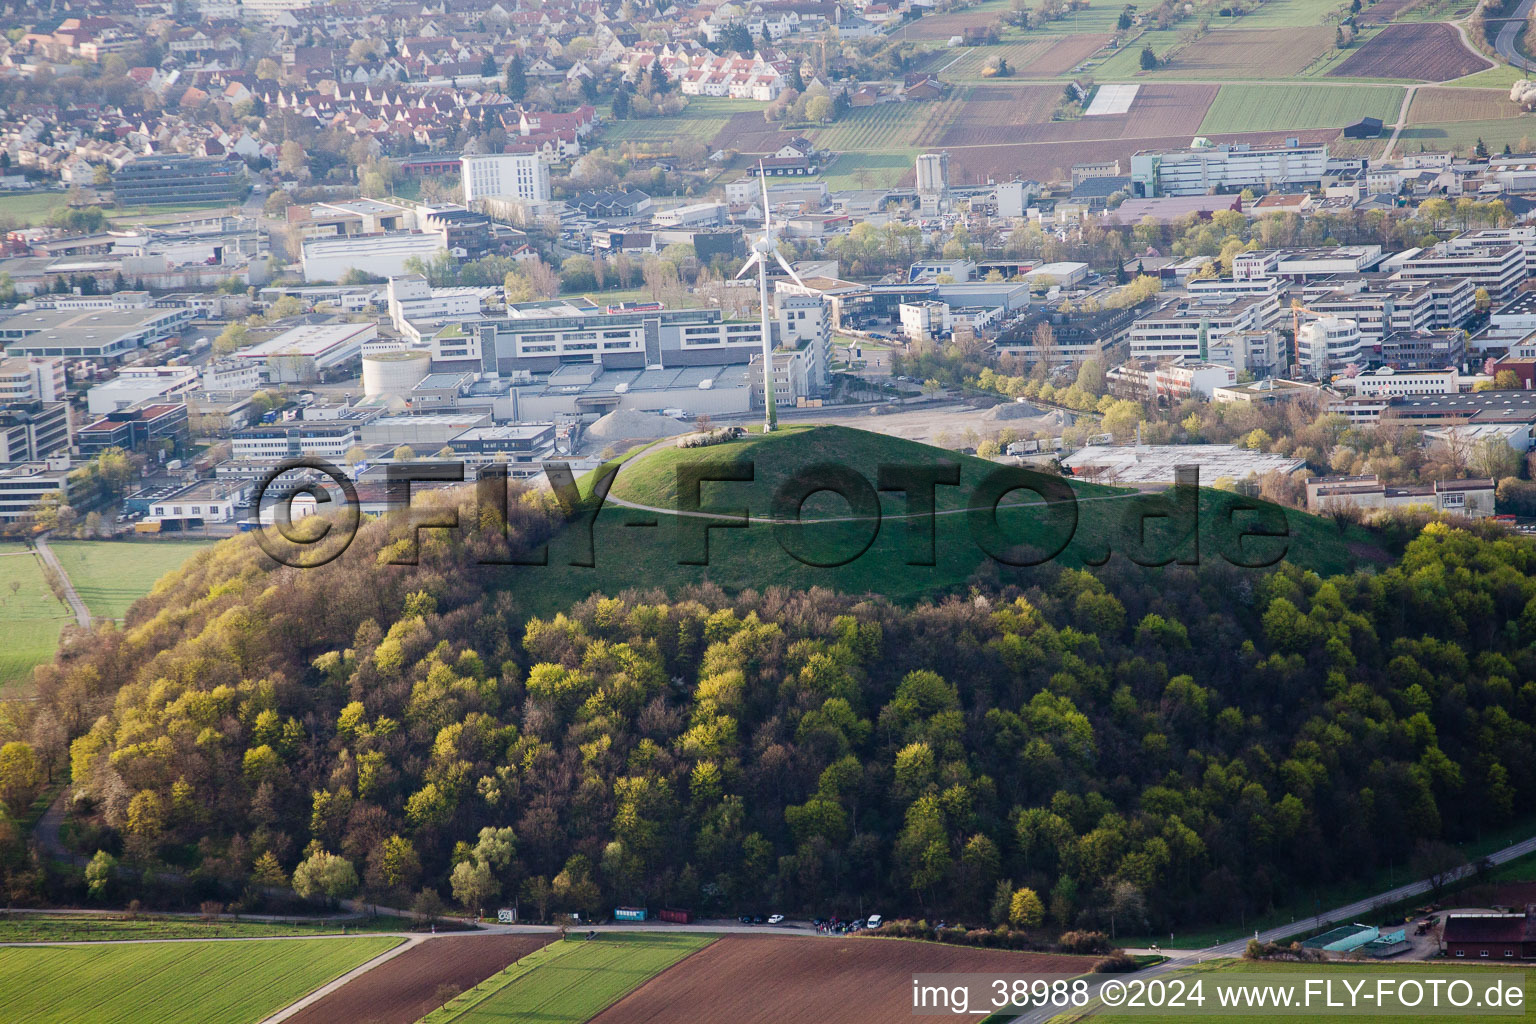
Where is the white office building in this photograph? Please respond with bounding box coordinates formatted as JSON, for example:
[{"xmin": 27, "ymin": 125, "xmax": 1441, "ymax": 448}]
[
  {"xmin": 1297, "ymin": 317, "xmax": 1364, "ymax": 377},
  {"xmin": 1130, "ymin": 142, "xmax": 1329, "ymax": 197},
  {"xmin": 461, "ymin": 153, "xmax": 551, "ymax": 204},
  {"xmin": 301, "ymin": 233, "xmax": 448, "ymax": 284}
]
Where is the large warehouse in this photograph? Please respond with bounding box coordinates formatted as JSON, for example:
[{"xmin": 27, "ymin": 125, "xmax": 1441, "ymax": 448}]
[
  {"xmin": 0, "ymin": 306, "xmax": 195, "ymax": 362},
  {"xmin": 234, "ymin": 322, "xmax": 377, "ymax": 383}
]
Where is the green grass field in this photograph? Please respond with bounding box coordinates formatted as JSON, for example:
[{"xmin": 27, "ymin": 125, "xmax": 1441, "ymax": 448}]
[
  {"xmin": 808, "ymin": 102, "xmax": 942, "ymax": 154},
  {"xmin": 1217, "ymin": 0, "xmax": 1352, "ymax": 27},
  {"xmin": 1395, "ymin": 116, "xmax": 1536, "ymax": 156},
  {"xmin": 0, "ymin": 544, "xmax": 72, "ymax": 695},
  {"xmin": 47, "ymin": 540, "xmax": 216, "ymax": 620},
  {"xmin": 0, "ymin": 913, "xmax": 413, "ymax": 943},
  {"xmin": 421, "ymin": 934, "xmax": 713, "ymax": 1024},
  {"xmin": 0, "ymin": 191, "xmax": 67, "ymax": 227},
  {"xmin": 507, "ymin": 426, "xmax": 1387, "ymax": 614},
  {"xmin": 813, "ymin": 150, "xmax": 922, "ymax": 189},
  {"xmin": 0, "ymin": 193, "xmax": 238, "ymax": 229},
  {"xmin": 597, "ymin": 98, "xmax": 759, "ymax": 151},
  {"xmin": 1198, "ymin": 84, "xmax": 1405, "ymax": 133},
  {"xmin": 1442, "ymin": 63, "xmax": 1528, "ymax": 88},
  {"xmin": 0, "ymin": 936, "xmax": 400, "ymax": 1024}
]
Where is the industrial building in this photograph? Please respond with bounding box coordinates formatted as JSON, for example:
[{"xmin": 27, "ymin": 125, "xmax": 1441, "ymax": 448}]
[
  {"xmin": 1306, "ymin": 474, "xmax": 1495, "ymax": 518},
  {"xmin": 301, "ymin": 232, "xmax": 450, "ymax": 284},
  {"xmin": 362, "ymin": 349, "xmax": 432, "ymax": 398},
  {"xmin": 234, "ymin": 322, "xmax": 376, "ymax": 383},
  {"xmin": 1130, "ymin": 141, "xmax": 1329, "ymax": 197},
  {"xmin": 1062, "ymin": 443, "xmax": 1306, "ymax": 485},
  {"xmin": 386, "ymin": 275, "xmax": 490, "ymax": 335},
  {"xmin": 509, "ymin": 363, "xmax": 757, "ymax": 420},
  {"xmin": 111, "ymin": 153, "xmax": 249, "ymax": 206},
  {"xmin": 0, "ymin": 305, "xmax": 194, "ymax": 361},
  {"xmin": 231, "ymin": 421, "xmax": 362, "ymax": 461},
  {"xmin": 144, "ymin": 480, "xmax": 254, "ymax": 526},
  {"xmin": 76, "ymin": 402, "xmax": 189, "ymax": 458},
  {"xmin": 87, "ymin": 365, "xmax": 201, "ymax": 415}
]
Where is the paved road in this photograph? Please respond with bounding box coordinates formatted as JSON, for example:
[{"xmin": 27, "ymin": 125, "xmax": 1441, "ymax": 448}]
[
  {"xmin": 1202, "ymin": 832, "xmax": 1536, "ymax": 958},
  {"xmin": 32, "ymin": 533, "xmax": 89, "ymax": 627},
  {"xmin": 1008, "ymin": 833, "xmax": 1536, "ymax": 1023},
  {"xmin": 1495, "ymin": 0, "xmax": 1536, "ymax": 71},
  {"xmin": 1379, "ymin": 85, "xmax": 1418, "ymax": 162}
]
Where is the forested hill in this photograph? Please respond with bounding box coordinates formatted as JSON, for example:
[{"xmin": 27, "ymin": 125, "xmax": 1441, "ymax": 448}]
[{"xmin": 28, "ymin": 477, "xmax": 1536, "ymax": 932}]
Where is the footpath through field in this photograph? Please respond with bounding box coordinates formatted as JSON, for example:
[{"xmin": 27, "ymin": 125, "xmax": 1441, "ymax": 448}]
[{"xmin": 33, "ymin": 533, "xmax": 90, "ymax": 628}]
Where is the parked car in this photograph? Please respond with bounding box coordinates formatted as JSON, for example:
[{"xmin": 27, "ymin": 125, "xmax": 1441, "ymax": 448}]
[
  {"xmin": 768, "ymin": 914, "xmax": 784, "ymax": 925},
  {"xmin": 867, "ymin": 914, "xmax": 883, "ymax": 929}
]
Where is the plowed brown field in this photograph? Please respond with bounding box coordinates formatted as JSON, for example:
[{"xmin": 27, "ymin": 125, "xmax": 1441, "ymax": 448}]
[
  {"xmin": 936, "ymin": 83, "xmax": 1216, "ymax": 146},
  {"xmin": 1328, "ymin": 23, "xmax": 1490, "ymax": 80},
  {"xmin": 590, "ymin": 934, "xmax": 1096, "ymax": 1024},
  {"xmin": 1171, "ymin": 27, "xmax": 1334, "ymax": 76},
  {"xmin": 1408, "ymin": 87, "xmax": 1523, "ymax": 122},
  {"xmin": 283, "ymin": 934, "xmax": 552, "ymax": 1024}
]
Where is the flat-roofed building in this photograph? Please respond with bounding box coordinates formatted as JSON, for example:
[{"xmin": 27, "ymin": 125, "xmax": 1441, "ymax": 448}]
[
  {"xmin": 301, "ymin": 232, "xmax": 449, "ymax": 284},
  {"xmin": 87, "ymin": 365, "xmax": 201, "ymax": 415},
  {"xmin": 1130, "ymin": 142, "xmax": 1328, "ymax": 198},
  {"xmin": 0, "ymin": 356, "xmax": 65, "ymax": 402},
  {"xmin": 1128, "ymin": 295, "xmax": 1280, "ymax": 362},
  {"xmin": 995, "ymin": 304, "xmax": 1146, "ymax": 367},
  {"xmin": 0, "ymin": 460, "xmax": 79, "ymax": 523},
  {"xmin": 0, "ymin": 306, "xmax": 194, "ymax": 362},
  {"xmin": 1307, "ymin": 473, "xmax": 1495, "ymax": 518},
  {"xmin": 0, "ymin": 400, "xmax": 70, "ymax": 461},
  {"xmin": 146, "ymin": 479, "xmax": 254, "ymax": 525},
  {"xmin": 461, "ymin": 152, "xmax": 550, "ymax": 203},
  {"xmin": 76, "ymin": 402, "xmax": 189, "ymax": 458},
  {"xmin": 1062, "ymin": 443, "xmax": 1306, "ymax": 484},
  {"xmin": 446, "ymin": 423, "xmax": 556, "ymax": 470},
  {"xmin": 1330, "ymin": 365, "xmax": 1460, "ymax": 397},
  {"xmin": 1392, "ymin": 239, "xmax": 1526, "ymax": 300},
  {"xmin": 1212, "ymin": 378, "xmax": 1331, "ymax": 406},
  {"xmin": 233, "ymin": 322, "xmax": 376, "ymax": 384},
  {"xmin": 232, "ymin": 421, "xmax": 360, "ymax": 461},
  {"xmin": 111, "ymin": 154, "xmax": 248, "ymax": 206}
]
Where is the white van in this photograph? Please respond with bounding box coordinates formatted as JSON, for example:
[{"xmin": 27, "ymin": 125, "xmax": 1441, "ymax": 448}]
[{"xmin": 867, "ymin": 914, "xmax": 882, "ymax": 929}]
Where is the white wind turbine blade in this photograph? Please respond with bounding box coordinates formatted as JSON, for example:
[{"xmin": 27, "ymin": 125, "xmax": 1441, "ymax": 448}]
[
  {"xmin": 759, "ymin": 161, "xmax": 772, "ymax": 231},
  {"xmin": 771, "ymin": 247, "xmax": 807, "ymax": 289},
  {"xmin": 735, "ymin": 251, "xmax": 762, "ymax": 280}
]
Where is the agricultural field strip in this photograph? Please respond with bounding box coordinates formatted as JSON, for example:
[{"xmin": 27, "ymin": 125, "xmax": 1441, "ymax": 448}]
[
  {"xmin": 0, "ymin": 936, "xmax": 403, "ymax": 1024},
  {"xmin": 1198, "ymin": 83, "xmax": 1407, "ymax": 132},
  {"xmin": 1085, "ymin": 83, "xmax": 1139, "ymax": 115},
  {"xmin": 420, "ymin": 934, "xmax": 716, "ymax": 1024},
  {"xmin": 0, "ymin": 930, "xmax": 419, "ymax": 947}
]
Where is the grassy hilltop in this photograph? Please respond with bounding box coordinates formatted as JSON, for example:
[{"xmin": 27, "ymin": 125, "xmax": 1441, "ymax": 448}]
[{"xmin": 553, "ymin": 425, "xmax": 1382, "ymax": 607}]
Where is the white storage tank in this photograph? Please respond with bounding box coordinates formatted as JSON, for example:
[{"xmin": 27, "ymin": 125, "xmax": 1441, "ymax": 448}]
[{"xmin": 362, "ymin": 349, "xmax": 431, "ymax": 398}]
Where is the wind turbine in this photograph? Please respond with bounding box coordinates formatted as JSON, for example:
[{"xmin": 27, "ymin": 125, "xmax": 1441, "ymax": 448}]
[{"xmin": 736, "ymin": 162, "xmax": 807, "ymax": 432}]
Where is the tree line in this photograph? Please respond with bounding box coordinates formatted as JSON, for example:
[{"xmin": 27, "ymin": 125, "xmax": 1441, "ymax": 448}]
[{"xmin": 0, "ymin": 488, "xmax": 1527, "ymax": 939}]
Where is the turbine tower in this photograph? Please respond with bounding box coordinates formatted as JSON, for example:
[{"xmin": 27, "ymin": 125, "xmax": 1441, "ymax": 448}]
[{"xmin": 736, "ymin": 164, "xmax": 807, "ymax": 431}]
